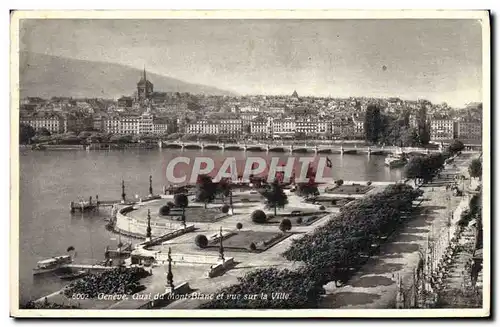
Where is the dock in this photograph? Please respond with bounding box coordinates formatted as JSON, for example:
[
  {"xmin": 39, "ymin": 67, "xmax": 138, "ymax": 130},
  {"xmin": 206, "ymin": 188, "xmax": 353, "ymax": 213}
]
[
  {"xmin": 70, "ymin": 195, "xmax": 121, "ymax": 213},
  {"xmin": 60, "ymin": 264, "xmax": 116, "ymax": 272}
]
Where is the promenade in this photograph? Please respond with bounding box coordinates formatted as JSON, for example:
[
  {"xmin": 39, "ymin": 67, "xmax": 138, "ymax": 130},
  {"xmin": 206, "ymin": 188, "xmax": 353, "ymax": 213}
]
[{"xmin": 318, "ymin": 153, "xmax": 479, "ymax": 309}]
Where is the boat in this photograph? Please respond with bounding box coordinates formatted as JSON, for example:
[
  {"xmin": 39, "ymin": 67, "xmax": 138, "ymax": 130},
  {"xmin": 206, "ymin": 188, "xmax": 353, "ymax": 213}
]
[
  {"xmin": 57, "ymin": 270, "xmax": 89, "ymax": 281},
  {"xmin": 33, "ymin": 255, "xmax": 73, "ymax": 276},
  {"xmin": 384, "ymin": 152, "xmax": 408, "ymax": 168}
]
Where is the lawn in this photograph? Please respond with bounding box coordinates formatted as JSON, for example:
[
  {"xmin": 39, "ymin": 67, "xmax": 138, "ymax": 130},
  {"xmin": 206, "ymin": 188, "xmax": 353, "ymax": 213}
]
[
  {"xmin": 162, "ymin": 207, "xmax": 228, "ymax": 223},
  {"xmin": 203, "ymin": 231, "xmax": 293, "ymax": 253},
  {"xmin": 308, "ymin": 196, "xmax": 356, "ymax": 207},
  {"xmin": 325, "ymin": 184, "xmax": 373, "ymax": 195},
  {"xmin": 265, "ymin": 213, "xmax": 327, "ymax": 226}
]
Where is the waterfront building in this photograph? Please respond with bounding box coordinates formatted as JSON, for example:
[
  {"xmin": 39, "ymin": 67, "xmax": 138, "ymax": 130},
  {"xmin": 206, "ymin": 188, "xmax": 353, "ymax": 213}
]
[
  {"xmin": 352, "ymin": 116, "xmax": 365, "ymax": 138},
  {"xmin": 296, "ymin": 118, "xmax": 318, "ymax": 135},
  {"xmin": 104, "ymin": 114, "xmax": 121, "ymax": 134},
  {"xmin": 250, "ymin": 117, "xmax": 271, "ymax": 137},
  {"xmin": 152, "ymin": 117, "xmax": 171, "ymax": 135},
  {"xmin": 456, "ymin": 121, "xmax": 482, "ymax": 140},
  {"xmin": 20, "ymin": 112, "xmax": 65, "ymax": 134},
  {"xmin": 219, "ymin": 119, "xmax": 243, "ymax": 136},
  {"xmin": 271, "ymin": 117, "xmax": 296, "ymax": 137},
  {"xmin": 120, "ymin": 114, "xmax": 141, "ymax": 134},
  {"xmin": 186, "ymin": 120, "xmax": 220, "ymax": 135},
  {"xmin": 138, "ymin": 111, "xmax": 154, "ymax": 134},
  {"xmin": 430, "ymin": 119, "xmax": 456, "ymax": 140}
]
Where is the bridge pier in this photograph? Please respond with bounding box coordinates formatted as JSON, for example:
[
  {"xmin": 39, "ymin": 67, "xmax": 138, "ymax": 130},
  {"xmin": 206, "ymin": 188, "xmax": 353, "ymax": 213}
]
[
  {"xmin": 221, "ymin": 143, "xmax": 225, "ymax": 151},
  {"xmin": 289, "ymin": 145, "xmax": 294, "ymax": 153},
  {"xmin": 201, "ymin": 143, "xmax": 204, "ymax": 151},
  {"xmin": 340, "ymin": 146, "xmax": 344, "ymax": 155},
  {"xmin": 158, "ymin": 140, "xmax": 162, "ymax": 149},
  {"xmin": 181, "ymin": 143, "xmax": 185, "ymax": 151},
  {"xmin": 367, "ymin": 147, "xmax": 372, "ymax": 156},
  {"xmin": 266, "ymin": 144, "xmax": 270, "ymax": 153},
  {"xmin": 314, "ymin": 145, "xmax": 318, "ymax": 154}
]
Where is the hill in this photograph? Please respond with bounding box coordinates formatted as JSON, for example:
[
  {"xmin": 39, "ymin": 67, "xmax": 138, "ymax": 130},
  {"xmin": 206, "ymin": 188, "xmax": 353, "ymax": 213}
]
[{"xmin": 19, "ymin": 52, "xmax": 235, "ymax": 99}]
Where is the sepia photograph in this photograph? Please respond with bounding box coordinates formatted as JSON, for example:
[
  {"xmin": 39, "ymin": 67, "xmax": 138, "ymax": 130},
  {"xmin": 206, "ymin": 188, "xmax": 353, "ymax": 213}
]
[{"xmin": 10, "ymin": 10, "xmax": 490, "ymax": 318}]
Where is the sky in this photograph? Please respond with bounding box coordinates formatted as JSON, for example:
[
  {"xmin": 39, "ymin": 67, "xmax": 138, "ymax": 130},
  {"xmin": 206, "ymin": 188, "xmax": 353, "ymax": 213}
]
[{"xmin": 19, "ymin": 19, "xmax": 483, "ymax": 107}]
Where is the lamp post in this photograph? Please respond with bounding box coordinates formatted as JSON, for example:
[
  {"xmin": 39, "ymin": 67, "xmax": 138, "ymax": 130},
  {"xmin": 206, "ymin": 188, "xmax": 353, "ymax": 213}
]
[
  {"xmin": 166, "ymin": 247, "xmax": 174, "ymax": 292},
  {"xmin": 121, "ymin": 180, "xmax": 126, "ymax": 203},
  {"xmin": 219, "ymin": 227, "xmax": 225, "ymax": 262},
  {"xmin": 149, "ymin": 175, "xmax": 153, "ymax": 196},
  {"xmin": 146, "ymin": 209, "xmax": 152, "ymax": 241}
]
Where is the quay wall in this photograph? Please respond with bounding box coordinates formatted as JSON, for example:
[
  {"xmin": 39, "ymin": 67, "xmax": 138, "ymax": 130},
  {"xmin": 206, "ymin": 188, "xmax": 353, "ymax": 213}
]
[{"xmin": 115, "ymin": 205, "xmax": 182, "ymax": 237}]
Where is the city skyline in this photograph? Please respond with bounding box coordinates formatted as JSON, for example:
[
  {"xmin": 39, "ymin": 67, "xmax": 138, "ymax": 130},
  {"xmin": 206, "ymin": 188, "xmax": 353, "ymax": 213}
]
[{"xmin": 20, "ymin": 19, "xmax": 482, "ymax": 107}]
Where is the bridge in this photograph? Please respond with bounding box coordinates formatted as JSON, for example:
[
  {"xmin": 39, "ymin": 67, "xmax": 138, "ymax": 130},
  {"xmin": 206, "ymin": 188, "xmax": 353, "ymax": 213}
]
[{"xmin": 160, "ymin": 141, "xmax": 457, "ymax": 155}]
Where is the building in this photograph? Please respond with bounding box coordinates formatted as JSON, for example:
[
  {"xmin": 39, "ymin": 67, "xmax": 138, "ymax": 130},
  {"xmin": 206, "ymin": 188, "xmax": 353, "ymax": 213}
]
[
  {"xmin": 20, "ymin": 113, "xmax": 64, "ymax": 134},
  {"xmin": 137, "ymin": 67, "xmax": 154, "ymax": 101},
  {"xmin": 152, "ymin": 117, "xmax": 171, "ymax": 135},
  {"xmin": 219, "ymin": 119, "xmax": 243, "ymax": 136},
  {"xmin": 186, "ymin": 120, "xmax": 220, "ymax": 135},
  {"xmin": 139, "ymin": 112, "xmax": 153, "ymax": 134},
  {"xmin": 117, "ymin": 96, "xmax": 133, "ymax": 109},
  {"xmin": 120, "ymin": 114, "xmax": 141, "ymax": 135},
  {"xmin": 430, "ymin": 119, "xmax": 456, "ymax": 140},
  {"xmin": 352, "ymin": 116, "xmax": 365, "ymax": 138},
  {"xmin": 271, "ymin": 117, "xmax": 296, "ymax": 136},
  {"xmin": 250, "ymin": 117, "xmax": 270, "ymax": 136},
  {"xmin": 104, "ymin": 114, "xmax": 121, "ymax": 134},
  {"xmin": 296, "ymin": 118, "xmax": 318, "ymax": 135},
  {"xmin": 457, "ymin": 121, "xmax": 482, "ymax": 140}
]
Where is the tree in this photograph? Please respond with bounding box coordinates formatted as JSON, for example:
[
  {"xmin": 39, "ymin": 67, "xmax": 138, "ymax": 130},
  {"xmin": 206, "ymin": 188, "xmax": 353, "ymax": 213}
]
[
  {"xmin": 195, "ymin": 174, "xmax": 217, "ymax": 208},
  {"xmin": 159, "ymin": 205, "xmax": 170, "ymax": 216},
  {"xmin": 448, "ymin": 140, "xmax": 465, "ymax": 155},
  {"xmin": 417, "ymin": 103, "xmax": 430, "ymax": 145},
  {"xmin": 174, "ymin": 193, "xmax": 189, "ymax": 209},
  {"xmin": 195, "ymin": 234, "xmax": 208, "ymax": 248},
  {"xmin": 404, "ymin": 156, "xmax": 426, "ymax": 186},
  {"xmin": 236, "ymin": 222, "xmax": 243, "ymax": 231},
  {"xmin": 364, "ymin": 104, "xmax": 382, "ymax": 144},
  {"xmin": 251, "ymin": 210, "xmax": 267, "ymax": 224},
  {"xmin": 279, "ymin": 218, "xmax": 292, "ymax": 232},
  {"xmin": 335, "ymin": 179, "xmax": 344, "ymax": 187},
  {"xmin": 36, "ymin": 127, "xmax": 51, "ymax": 137},
  {"xmin": 401, "ymin": 127, "xmax": 419, "ymax": 147},
  {"xmin": 19, "ymin": 123, "xmax": 35, "ymax": 144},
  {"xmin": 260, "ymin": 179, "xmax": 289, "ymax": 216},
  {"xmin": 296, "ymin": 183, "xmax": 320, "ymax": 198},
  {"xmin": 221, "ymin": 204, "xmax": 230, "ymax": 213},
  {"xmin": 469, "ymin": 159, "xmax": 482, "ymax": 180},
  {"xmin": 174, "ymin": 193, "xmax": 189, "ymax": 226},
  {"xmin": 216, "ymin": 178, "xmax": 231, "ymax": 202}
]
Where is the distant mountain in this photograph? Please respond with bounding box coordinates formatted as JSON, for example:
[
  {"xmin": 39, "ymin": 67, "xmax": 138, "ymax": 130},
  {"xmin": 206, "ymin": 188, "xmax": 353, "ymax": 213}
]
[{"xmin": 19, "ymin": 52, "xmax": 235, "ymax": 99}]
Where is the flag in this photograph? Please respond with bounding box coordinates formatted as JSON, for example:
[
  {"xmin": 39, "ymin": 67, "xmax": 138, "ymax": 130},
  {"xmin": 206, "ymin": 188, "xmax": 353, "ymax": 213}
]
[{"xmin": 326, "ymin": 157, "xmax": 332, "ymax": 168}]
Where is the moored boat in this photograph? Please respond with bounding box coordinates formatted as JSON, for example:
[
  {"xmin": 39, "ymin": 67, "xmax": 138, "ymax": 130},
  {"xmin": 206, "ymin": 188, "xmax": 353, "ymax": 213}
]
[
  {"xmin": 384, "ymin": 152, "xmax": 408, "ymax": 168},
  {"xmin": 33, "ymin": 255, "xmax": 73, "ymax": 276}
]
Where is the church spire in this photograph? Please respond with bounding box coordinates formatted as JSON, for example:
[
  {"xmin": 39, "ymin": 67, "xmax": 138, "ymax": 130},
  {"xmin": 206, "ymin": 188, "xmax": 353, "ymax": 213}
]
[{"xmin": 143, "ymin": 65, "xmax": 147, "ymax": 81}]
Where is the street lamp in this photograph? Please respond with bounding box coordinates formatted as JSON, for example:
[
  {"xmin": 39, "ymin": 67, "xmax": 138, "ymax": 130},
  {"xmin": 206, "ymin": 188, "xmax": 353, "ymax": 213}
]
[{"xmin": 219, "ymin": 226, "xmax": 225, "ymax": 262}]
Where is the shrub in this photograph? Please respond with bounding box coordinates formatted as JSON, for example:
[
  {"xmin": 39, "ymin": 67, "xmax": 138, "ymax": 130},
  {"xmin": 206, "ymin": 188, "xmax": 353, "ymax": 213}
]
[
  {"xmin": 221, "ymin": 204, "xmax": 230, "ymax": 213},
  {"xmin": 279, "ymin": 218, "xmax": 292, "ymax": 232},
  {"xmin": 236, "ymin": 222, "xmax": 243, "ymax": 230},
  {"xmin": 195, "ymin": 234, "xmax": 208, "ymax": 248},
  {"xmin": 159, "ymin": 205, "xmax": 170, "ymax": 216},
  {"xmin": 335, "ymin": 179, "xmax": 344, "ymax": 187},
  {"xmin": 367, "ymin": 181, "xmax": 372, "ymax": 186},
  {"xmin": 319, "ymin": 205, "xmax": 326, "ymax": 211},
  {"xmin": 251, "ymin": 210, "xmax": 267, "ymax": 224},
  {"xmin": 249, "ymin": 242, "xmax": 257, "ymax": 251},
  {"xmin": 296, "ymin": 217, "xmax": 303, "ymax": 224},
  {"xmin": 355, "ymin": 188, "xmax": 360, "ymax": 193},
  {"xmin": 174, "ymin": 193, "xmax": 189, "ymax": 209},
  {"xmin": 167, "ymin": 201, "xmax": 175, "ymax": 208}
]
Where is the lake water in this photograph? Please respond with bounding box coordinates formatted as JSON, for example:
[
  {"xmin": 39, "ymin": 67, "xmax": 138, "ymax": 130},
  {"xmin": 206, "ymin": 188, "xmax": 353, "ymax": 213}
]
[{"xmin": 18, "ymin": 148, "xmax": 402, "ymax": 303}]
